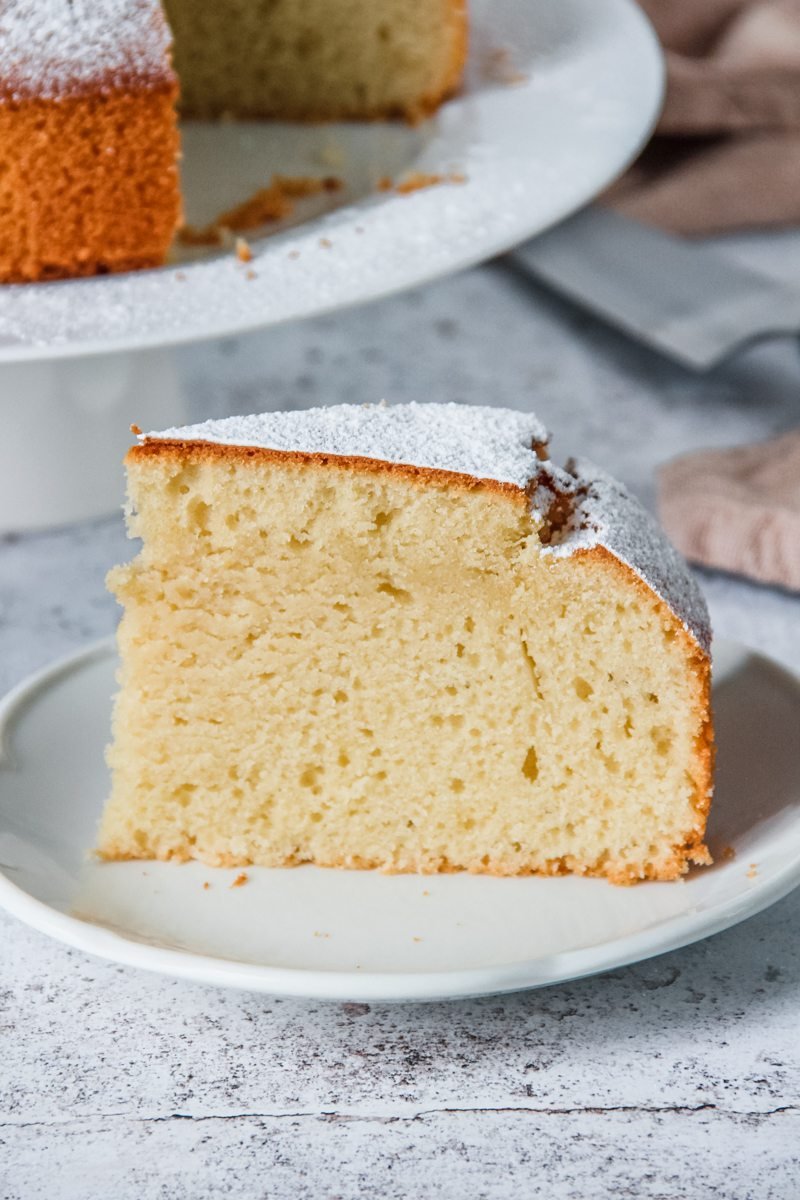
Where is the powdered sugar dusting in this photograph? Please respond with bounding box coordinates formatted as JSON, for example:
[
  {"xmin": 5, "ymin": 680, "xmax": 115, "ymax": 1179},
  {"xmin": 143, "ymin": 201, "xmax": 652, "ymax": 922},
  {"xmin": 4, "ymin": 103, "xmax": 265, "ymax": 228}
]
[
  {"xmin": 146, "ymin": 402, "xmax": 550, "ymax": 492},
  {"xmin": 544, "ymin": 457, "xmax": 711, "ymax": 653},
  {"xmin": 146, "ymin": 402, "xmax": 709, "ymax": 653},
  {"xmin": 0, "ymin": 0, "xmax": 174, "ymax": 101}
]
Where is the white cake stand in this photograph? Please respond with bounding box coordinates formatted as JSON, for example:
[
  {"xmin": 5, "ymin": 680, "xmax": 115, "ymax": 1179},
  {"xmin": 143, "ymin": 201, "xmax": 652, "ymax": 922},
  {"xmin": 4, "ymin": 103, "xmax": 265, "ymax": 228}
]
[{"xmin": 0, "ymin": 0, "xmax": 663, "ymax": 530}]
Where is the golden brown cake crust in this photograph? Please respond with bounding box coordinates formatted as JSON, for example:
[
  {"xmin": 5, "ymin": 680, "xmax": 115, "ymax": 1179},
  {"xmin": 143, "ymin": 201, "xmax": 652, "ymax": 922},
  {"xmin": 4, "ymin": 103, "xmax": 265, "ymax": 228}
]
[
  {"xmin": 128, "ymin": 438, "xmax": 534, "ymax": 504},
  {"xmin": 0, "ymin": 57, "xmax": 175, "ymax": 104}
]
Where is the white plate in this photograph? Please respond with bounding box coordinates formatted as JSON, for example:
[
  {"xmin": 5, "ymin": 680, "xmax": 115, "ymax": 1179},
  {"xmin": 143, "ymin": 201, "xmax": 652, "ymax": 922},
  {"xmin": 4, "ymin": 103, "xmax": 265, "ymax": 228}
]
[
  {"xmin": 1, "ymin": 638, "xmax": 799, "ymax": 1002},
  {"xmin": 0, "ymin": 0, "xmax": 663, "ymax": 361}
]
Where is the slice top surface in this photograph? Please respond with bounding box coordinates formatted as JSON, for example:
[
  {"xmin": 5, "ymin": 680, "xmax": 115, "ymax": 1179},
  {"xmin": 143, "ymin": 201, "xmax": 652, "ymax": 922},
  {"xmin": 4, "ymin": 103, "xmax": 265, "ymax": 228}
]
[
  {"xmin": 139, "ymin": 401, "xmax": 711, "ymax": 654},
  {"xmin": 143, "ymin": 402, "xmax": 550, "ymax": 493}
]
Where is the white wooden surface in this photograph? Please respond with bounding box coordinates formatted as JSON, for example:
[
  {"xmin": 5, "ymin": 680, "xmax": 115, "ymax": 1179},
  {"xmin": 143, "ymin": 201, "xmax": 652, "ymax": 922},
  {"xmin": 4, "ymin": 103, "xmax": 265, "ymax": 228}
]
[{"xmin": 2, "ymin": 245, "xmax": 800, "ymax": 1197}]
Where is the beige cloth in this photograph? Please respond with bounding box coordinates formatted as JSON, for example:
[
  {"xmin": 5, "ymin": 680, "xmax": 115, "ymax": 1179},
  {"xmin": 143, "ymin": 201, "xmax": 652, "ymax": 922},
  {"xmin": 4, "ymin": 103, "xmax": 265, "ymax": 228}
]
[
  {"xmin": 658, "ymin": 431, "xmax": 800, "ymax": 591},
  {"xmin": 604, "ymin": 0, "xmax": 800, "ymax": 234},
  {"xmin": 631, "ymin": 3, "xmax": 800, "ymax": 592}
]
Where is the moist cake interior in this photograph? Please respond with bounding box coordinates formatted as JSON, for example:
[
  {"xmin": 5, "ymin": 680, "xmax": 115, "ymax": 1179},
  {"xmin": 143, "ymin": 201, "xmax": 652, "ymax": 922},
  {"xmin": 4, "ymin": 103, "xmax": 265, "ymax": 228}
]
[
  {"xmin": 99, "ymin": 412, "xmax": 712, "ymax": 884},
  {"xmin": 163, "ymin": 0, "xmax": 467, "ymax": 119}
]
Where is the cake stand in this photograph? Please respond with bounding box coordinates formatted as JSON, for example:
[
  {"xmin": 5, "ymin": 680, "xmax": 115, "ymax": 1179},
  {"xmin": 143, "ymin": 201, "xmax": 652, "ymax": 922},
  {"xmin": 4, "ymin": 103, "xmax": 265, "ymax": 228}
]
[{"xmin": 0, "ymin": 0, "xmax": 663, "ymax": 530}]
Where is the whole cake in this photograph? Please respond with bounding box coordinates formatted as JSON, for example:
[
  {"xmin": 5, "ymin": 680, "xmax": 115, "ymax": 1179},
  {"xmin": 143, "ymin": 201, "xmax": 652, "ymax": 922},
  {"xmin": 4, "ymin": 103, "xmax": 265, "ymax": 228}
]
[
  {"xmin": 0, "ymin": 0, "xmax": 467, "ymax": 282},
  {"xmin": 98, "ymin": 402, "xmax": 714, "ymax": 884}
]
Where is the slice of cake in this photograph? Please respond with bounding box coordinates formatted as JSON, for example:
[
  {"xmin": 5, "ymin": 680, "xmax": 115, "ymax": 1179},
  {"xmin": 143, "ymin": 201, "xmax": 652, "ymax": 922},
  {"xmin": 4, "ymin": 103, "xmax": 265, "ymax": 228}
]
[
  {"xmin": 99, "ymin": 402, "xmax": 713, "ymax": 884},
  {"xmin": 0, "ymin": 0, "xmax": 181, "ymax": 283}
]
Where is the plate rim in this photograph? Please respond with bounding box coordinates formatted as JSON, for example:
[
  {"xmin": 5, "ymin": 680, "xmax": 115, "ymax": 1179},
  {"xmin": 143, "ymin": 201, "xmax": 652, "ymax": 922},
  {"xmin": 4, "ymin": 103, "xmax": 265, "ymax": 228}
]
[
  {"xmin": 0, "ymin": 0, "xmax": 665, "ymax": 363},
  {"xmin": 1, "ymin": 636, "xmax": 799, "ymax": 1002}
]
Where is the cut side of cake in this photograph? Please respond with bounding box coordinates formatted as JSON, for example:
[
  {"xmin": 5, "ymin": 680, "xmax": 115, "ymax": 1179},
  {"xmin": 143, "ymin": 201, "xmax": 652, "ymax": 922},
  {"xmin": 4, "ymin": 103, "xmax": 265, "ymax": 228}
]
[
  {"xmin": 0, "ymin": 0, "xmax": 468, "ymax": 283},
  {"xmin": 0, "ymin": 0, "xmax": 181, "ymax": 283},
  {"xmin": 163, "ymin": 0, "xmax": 467, "ymax": 121},
  {"xmin": 99, "ymin": 403, "xmax": 714, "ymax": 885}
]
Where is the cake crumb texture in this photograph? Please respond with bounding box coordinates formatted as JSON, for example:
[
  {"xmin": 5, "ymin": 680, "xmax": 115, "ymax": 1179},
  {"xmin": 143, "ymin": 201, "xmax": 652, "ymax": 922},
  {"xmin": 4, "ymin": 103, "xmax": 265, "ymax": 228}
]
[
  {"xmin": 99, "ymin": 403, "xmax": 713, "ymax": 884},
  {"xmin": 163, "ymin": 0, "xmax": 467, "ymax": 120}
]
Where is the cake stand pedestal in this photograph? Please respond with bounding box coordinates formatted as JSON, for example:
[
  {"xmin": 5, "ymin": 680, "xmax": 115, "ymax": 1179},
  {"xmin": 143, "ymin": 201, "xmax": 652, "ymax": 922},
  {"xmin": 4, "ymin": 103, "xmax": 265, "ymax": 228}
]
[{"xmin": 0, "ymin": 349, "xmax": 187, "ymax": 532}]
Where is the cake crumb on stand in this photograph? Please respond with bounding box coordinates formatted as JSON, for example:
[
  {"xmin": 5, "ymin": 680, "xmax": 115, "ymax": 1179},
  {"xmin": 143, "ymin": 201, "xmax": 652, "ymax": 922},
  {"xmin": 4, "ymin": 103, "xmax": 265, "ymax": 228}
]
[
  {"xmin": 482, "ymin": 46, "xmax": 529, "ymax": 86},
  {"xmin": 378, "ymin": 171, "xmax": 467, "ymax": 196},
  {"xmin": 178, "ymin": 175, "xmax": 343, "ymax": 248}
]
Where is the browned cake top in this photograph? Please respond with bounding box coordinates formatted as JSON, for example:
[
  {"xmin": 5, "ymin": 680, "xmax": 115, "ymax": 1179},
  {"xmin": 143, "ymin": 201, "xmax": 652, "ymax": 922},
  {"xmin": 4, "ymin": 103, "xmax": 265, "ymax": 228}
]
[{"xmin": 0, "ymin": 0, "xmax": 175, "ymax": 101}]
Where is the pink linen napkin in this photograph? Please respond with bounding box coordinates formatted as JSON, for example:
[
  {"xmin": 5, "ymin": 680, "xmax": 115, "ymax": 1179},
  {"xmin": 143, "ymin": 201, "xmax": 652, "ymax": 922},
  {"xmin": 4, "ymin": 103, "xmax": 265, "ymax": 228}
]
[
  {"xmin": 622, "ymin": 2, "xmax": 800, "ymax": 591},
  {"xmin": 604, "ymin": 0, "xmax": 800, "ymax": 235},
  {"xmin": 658, "ymin": 431, "xmax": 800, "ymax": 591}
]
